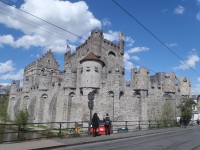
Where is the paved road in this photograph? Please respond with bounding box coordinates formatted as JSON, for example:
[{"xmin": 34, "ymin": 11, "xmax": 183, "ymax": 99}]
[{"xmin": 57, "ymin": 127, "xmax": 200, "ymax": 150}]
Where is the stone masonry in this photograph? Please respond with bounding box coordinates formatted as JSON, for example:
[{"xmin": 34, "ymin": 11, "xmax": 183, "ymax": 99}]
[{"xmin": 7, "ymin": 29, "xmax": 191, "ymax": 125}]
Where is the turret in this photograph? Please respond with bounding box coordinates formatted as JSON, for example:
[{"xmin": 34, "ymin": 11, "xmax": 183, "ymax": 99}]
[
  {"xmin": 161, "ymin": 72, "xmax": 176, "ymax": 93},
  {"xmin": 178, "ymin": 77, "xmax": 191, "ymax": 96},
  {"xmin": 88, "ymin": 29, "xmax": 103, "ymax": 57},
  {"xmin": 80, "ymin": 52, "xmax": 105, "ymax": 88},
  {"xmin": 63, "ymin": 63, "xmax": 76, "ymax": 88},
  {"xmin": 10, "ymin": 80, "xmax": 20, "ymax": 94},
  {"xmin": 23, "ymin": 76, "xmax": 31, "ymax": 92},
  {"xmin": 131, "ymin": 68, "xmax": 149, "ymax": 90},
  {"xmin": 39, "ymin": 68, "xmax": 51, "ymax": 90},
  {"xmin": 118, "ymin": 40, "xmax": 124, "ymax": 55},
  {"xmin": 64, "ymin": 50, "xmax": 71, "ymax": 69}
]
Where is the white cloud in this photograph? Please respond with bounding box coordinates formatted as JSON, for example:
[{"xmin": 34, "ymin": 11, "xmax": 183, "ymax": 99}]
[
  {"xmin": 0, "ymin": 83, "xmax": 10, "ymax": 86},
  {"xmin": 0, "ymin": 69, "xmax": 24, "ymax": 80},
  {"xmin": 123, "ymin": 52, "xmax": 140, "ymax": 70},
  {"xmin": 174, "ymin": 53, "xmax": 199, "ymax": 70},
  {"xmin": 174, "ymin": 6, "xmax": 185, "ymax": 15},
  {"xmin": 0, "ymin": 60, "xmax": 15, "ymax": 74},
  {"xmin": 104, "ymin": 30, "xmax": 135, "ymax": 47},
  {"xmin": 131, "ymin": 56, "xmax": 140, "ymax": 61},
  {"xmin": 124, "ymin": 53, "xmax": 130, "ymax": 61},
  {"xmin": 196, "ymin": 12, "xmax": 200, "ymax": 22},
  {"xmin": 0, "ymin": 35, "xmax": 15, "ymax": 47},
  {"xmin": 0, "ymin": 0, "xmax": 101, "ymax": 53},
  {"xmin": 0, "ymin": 60, "xmax": 23, "ymax": 81},
  {"xmin": 127, "ymin": 46, "xmax": 149, "ymax": 53},
  {"xmin": 124, "ymin": 52, "xmax": 134, "ymax": 70},
  {"xmin": 123, "ymin": 46, "xmax": 148, "ymax": 71},
  {"xmin": 168, "ymin": 43, "xmax": 178, "ymax": 47},
  {"xmin": 104, "ymin": 30, "xmax": 119, "ymax": 42},
  {"xmin": 125, "ymin": 61, "xmax": 134, "ymax": 71},
  {"xmin": 125, "ymin": 36, "xmax": 135, "ymax": 47},
  {"xmin": 102, "ymin": 19, "xmax": 111, "ymax": 27}
]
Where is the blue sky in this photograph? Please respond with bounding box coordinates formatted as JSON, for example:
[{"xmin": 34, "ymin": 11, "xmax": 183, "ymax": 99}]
[{"xmin": 0, "ymin": 0, "xmax": 200, "ymax": 94}]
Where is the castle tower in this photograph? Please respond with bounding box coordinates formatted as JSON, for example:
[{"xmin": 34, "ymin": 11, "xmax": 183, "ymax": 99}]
[
  {"xmin": 161, "ymin": 72, "xmax": 176, "ymax": 93},
  {"xmin": 63, "ymin": 63, "xmax": 76, "ymax": 88},
  {"xmin": 178, "ymin": 77, "xmax": 191, "ymax": 96},
  {"xmin": 10, "ymin": 80, "xmax": 20, "ymax": 94},
  {"xmin": 23, "ymin": 76, "xmax": 32, "ymax": 93},
  {"xmin": 88, "ymin": 29, "xmax": 103, "ymax": 57},
  {"xmin": 131, "ymin": 67, "xmax": 149, "ymax": 90},
  {"xmin": 63, "ymin": 51, "xmax": 76, "ymax": 88},
  {"xmin": 80, "ymin": 52, "xmax": 105, "ymax": 89},
  {"xmin": 39, "ymin": 68, "xmax": 51, "ymax": 90},
  {"xmin": 131, "ymin": 67, "xmax": 149, "ymax": 122}
]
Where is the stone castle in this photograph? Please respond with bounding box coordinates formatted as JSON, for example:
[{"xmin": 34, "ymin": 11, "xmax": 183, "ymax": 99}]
[{"xmin": 8, "ymin": 29, "xmax": 191, "ymax": 123}]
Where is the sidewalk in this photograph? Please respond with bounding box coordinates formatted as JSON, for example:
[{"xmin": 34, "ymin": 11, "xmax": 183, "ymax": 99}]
[{"xmin": 0, "ymin": 127, "xmax": 196, "ymax": 150}]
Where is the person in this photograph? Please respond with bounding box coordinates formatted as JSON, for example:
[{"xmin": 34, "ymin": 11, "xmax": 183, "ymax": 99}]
[
  {"xmin": 104, "ymin": 113, "xmax": 111, "ymax": 135},
  {"xmin": 92, "ymin": 112, "xmax": 99, "ymax": 137}
]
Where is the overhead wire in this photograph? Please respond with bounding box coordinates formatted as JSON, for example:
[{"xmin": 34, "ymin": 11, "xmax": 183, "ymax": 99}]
[
  {"xmin": 0, "ymin": 2, "xmax": 78, "ymax": 43},
  {"xmin": 0, "ymin": 0, "xmax": 157, "ymax": 74},
  {"xmin": 112, "ymin": 0, "xmax": 200, "ymax": 77}
]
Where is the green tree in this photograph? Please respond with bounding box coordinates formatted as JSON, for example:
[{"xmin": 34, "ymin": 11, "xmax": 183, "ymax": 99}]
[
  {"xmin": 15, "ymin": 109, "xmax": 29, "ymax": 130},
  {"xmin": 0, "ymin": 95, "xmax": 9, "ymax": 122},
  {"xmin": 178, "ymin": 99, "xmax": 196, "ymax": 122},
  {"xmin": 160, "ymin": 101, "xmax": 174, "ymax": 127}
]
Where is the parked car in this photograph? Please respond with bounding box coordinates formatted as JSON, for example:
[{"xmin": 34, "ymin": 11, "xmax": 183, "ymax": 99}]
[
  {"xmin": 90, "ymin": 120, "xmax": 113, "ymax": 135},
  {"xmin": 189, "ymin": 120, "xmax": 197, "ymax": 125}
]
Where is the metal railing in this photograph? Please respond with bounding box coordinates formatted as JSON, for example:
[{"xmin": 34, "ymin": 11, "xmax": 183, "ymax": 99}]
[{"xmin": 0, "ymin": 120, "xmax": 178, "ymax": 143}]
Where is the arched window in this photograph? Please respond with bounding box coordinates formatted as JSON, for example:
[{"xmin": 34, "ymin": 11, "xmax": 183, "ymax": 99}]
[
  {"xmin": 69, "ymin": 92, "xmax": 75, "ymax": 97},
  {"xmin": 133, "ymin": 90, "xmax": 141, "ymax": 98},
  {"xmin": 41, "ymin": 94, "xmax": 48, "ymax": 99},
  {"xmin": 119, "ymin": 91, "xmax": 124, "ymax": 99},
  {"xmin": 23, "ymin": 96, "xmax": 29, "ymax": 110},
  {"xmin": 80, "ymin": 90, "xmax": 83, "ymax": 96},
  {"xmin": 163, "ymin": 93, "xmax": 172, "ymax": 100},
  {"xmin": 108, "ymin": 91, "xmax": 114, "ymax": 97},
  {"xmin": 108, "ymin": 51, "xmax": 116, "ymax": 57},
  {"xmin": 41, "ymin": 68, "xmax": 45, "ymax": 73},
  {"xmin": 11, "ymin": 97, "xmax": 15, "ymax": 101}
]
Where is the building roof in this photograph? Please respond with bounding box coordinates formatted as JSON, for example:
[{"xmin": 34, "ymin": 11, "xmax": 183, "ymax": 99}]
[{"xmin": 80, "ymin": 52, "xmax": 105, "ymax": 66}]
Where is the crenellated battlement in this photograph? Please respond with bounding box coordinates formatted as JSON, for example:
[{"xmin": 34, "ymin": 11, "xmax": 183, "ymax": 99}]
[
  {"xmin": 8, "ymin": 29, "xmax": 191, "ymax": 125},
  {"xmin": 160, "ymin": 72, "xmax": 176, "ymax": 93},
  {"xmin": 178, "ymin": 77, "xmax": 191, "ymax": 96},
  {"xmin": 131, "ymin": 68, "xmax": 149, "ymax": 90}
]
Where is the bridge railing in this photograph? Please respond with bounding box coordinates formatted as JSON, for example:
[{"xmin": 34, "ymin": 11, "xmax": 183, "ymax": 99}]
[{"xmin": 0, "ymin": 120, "xmax": 178, "ymax": 143}]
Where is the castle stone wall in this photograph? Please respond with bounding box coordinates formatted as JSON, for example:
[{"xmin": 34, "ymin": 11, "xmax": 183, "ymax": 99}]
[{"xmin": 7, "ymin": 30, "xmax": 191, "ymax": 126}]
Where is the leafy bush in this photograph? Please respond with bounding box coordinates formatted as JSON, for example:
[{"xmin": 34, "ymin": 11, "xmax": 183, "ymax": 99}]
[
  {"xmin": 160, "ymin": 101, "xmax": 174, "ymax": 127},
  {"xmin": 178, "ymin": 99, "xmax": 196, "ymax": 123},
  {"xmin": 0, "ymin": 95, "xmax": 9, "ymax": 122},
  {"xmin": 15, "ymin": 109, "xmax": 29, "ymax": 130}
]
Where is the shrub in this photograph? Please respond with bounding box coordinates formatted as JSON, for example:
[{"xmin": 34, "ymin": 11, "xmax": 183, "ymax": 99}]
[{"xmin": 15, "ymin": 109, "xmax": 29, "ymax": 130}]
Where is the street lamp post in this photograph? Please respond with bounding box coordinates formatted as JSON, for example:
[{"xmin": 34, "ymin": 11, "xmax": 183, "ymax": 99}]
[
  {"xmin": 111, "ymin": 93, "xmax": 114, "ymax": 121},
  {"xmin": 88, "ymin": 92, "xmax": 95, "ymax": 128}
]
